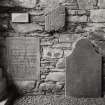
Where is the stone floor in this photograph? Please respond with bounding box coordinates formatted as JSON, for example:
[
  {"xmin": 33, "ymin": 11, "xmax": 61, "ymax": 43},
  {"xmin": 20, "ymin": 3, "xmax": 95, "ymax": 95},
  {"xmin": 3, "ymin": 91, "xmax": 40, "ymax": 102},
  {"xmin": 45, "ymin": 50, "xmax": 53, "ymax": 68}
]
[{"xmin": 13, "ymin": 94, "xmax": 105, "ymax": 105}]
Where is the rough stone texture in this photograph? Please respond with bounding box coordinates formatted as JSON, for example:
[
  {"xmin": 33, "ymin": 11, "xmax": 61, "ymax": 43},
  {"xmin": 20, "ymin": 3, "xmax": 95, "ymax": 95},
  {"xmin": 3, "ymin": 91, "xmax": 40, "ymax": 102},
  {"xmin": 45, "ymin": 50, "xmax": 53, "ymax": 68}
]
[
  {"xmin": 64, "ymin": 50, "xmax": 72, "ymax": 57},
  {"xmin": 77, "ymin": 0, "xmax": 97, "ymax": 9},
  {"xmin": 68, "ymin": 10, "xmax": 88, "ymax": 15},
  {"xmin": 52, "ymin": 43, "xmax": 72, "ymax": 49},
  {"xmin": 51, "ymin": 69, "xmax": 65, "ymax": 72},
  {"xmin": 84, "ymin": 23, "xmax": 105, "ymax": 32},
  {"xmin": 39, "ymin": 81, "xmax": 64, "ymax": 93},
  {"xmin": 59, "ymin": 34, "xmax": 73, "ymax": 43},
  {"xmin": 89, "ymin": 31, "xmax": 105, "ymax": 41},
  {"xmin": 1, "ymin": 0, "xmax": 105, "ymax": 96},
  {"xmin": 90, "ymin": 9, "xmax": 105, "ymax": 22},
  {"xmin": 63, "ymin": 0, "xmax": 78, "ymax": 9},
  {"xmin": 69, "ymin": 16, "xmax": 87, "ymax": 22},
  {"xmin": 13, "ymin": 0, "xmax": 37, "ymax": 8},
  {"xmin": 13, "ymin": 95, "xmax": 105, "ymax": 105},
  {"xmin": 39, "ymin": 0, "xmax": 66, "ymax": 9},
  {"xmin": 98, "ymin": 0, "xmax": 105, "ymax": 8},
  {"xmin": 11, "ymin": 23, "xmax": 43, "ymax": 33},
  {"xmin": 93, "ymin": 41, "xmax": 105, "ymax": 55},
  {"xmin": 66, "ymin": 39, "xmax": 102, "ymax": 97},
  {"xmin": 14, "ymin": 81, "xmax": 36, "ymax": 93},
  {"xmin": 41, "ymin": 37, "xmax": 54, "ymax": 45},
  {"xmin": 46, "ymin": 72, "xmax": 65, "ymax": 82},
  {"xmin": 45, "ymin": 6, "xmax": 65, "ymax": 32},
  {"xmin": 56, "ymin": 58, "xmax": 66, "ymax": 69},
  {"xmin": 42, "ymin": 47, "xmax": 63, "ymax": 59},
  {"xmin": 30, "ymin": 15, "xmax": 45, "ymax": 23}
]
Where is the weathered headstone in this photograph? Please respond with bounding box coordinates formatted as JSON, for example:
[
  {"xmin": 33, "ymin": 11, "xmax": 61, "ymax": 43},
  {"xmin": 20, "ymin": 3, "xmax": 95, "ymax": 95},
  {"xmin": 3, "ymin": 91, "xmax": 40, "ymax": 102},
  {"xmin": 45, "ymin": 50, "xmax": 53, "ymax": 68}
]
[
  {"xmin": 45, "ymin": 6, "xmax": 65, "ymax": 32},
  {"xmin": 6, "ymin": 37, "xmax": 40, "ymax": 81},
  {"xmin": 66, "ymin": 39, "xmax": 102, "ymax": 97}
]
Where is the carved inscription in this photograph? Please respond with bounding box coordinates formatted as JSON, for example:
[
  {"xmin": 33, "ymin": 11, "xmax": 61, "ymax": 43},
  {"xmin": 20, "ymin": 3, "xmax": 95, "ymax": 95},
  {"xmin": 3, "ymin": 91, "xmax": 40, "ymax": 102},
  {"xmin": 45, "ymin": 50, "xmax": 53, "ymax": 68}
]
[{"xmin": 6, "ymin": 37, "xmax": 40, "ymax": 80}]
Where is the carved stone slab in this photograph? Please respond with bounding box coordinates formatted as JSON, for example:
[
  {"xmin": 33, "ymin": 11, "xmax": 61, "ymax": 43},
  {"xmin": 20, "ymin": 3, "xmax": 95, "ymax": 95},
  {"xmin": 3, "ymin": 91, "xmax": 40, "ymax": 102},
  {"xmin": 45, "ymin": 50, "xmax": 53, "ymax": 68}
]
[
  {"xmin": 66, "ymin": 39, "xmax": 102, "ymax": 97},
  {"xmin": 6, "ymin": 37, "xmax": 40, "ymax": 81},
  {"xmin": 45, "ymin": 6, "xmax": 65, "ymax": 32},
  {"xmin": 12, "ymin": 13, "xmax": 29, "ymax": 22}
]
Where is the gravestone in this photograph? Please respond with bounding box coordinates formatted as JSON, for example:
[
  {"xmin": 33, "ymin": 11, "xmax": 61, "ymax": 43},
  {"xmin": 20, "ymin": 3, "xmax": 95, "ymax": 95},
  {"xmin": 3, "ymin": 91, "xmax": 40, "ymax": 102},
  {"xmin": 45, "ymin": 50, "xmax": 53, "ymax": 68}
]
[
  {"xmin": 66, "ymin": 39, "xmax": 102, "ymax": 97},
  {"xmin": 45, "ymin": 6, "xmax": 65, "ymax": 32},
  {"xmin": 5, "ymin": 37, "xmax": 40, "ymax": 81}
]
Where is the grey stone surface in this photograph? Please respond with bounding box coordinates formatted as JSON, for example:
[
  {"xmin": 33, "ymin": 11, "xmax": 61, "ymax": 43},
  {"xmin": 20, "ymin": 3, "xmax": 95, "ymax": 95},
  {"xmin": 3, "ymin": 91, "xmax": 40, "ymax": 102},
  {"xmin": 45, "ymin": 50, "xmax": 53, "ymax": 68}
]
[
  {"xmin": 13, "ymin": 0, "xmax": 37, "ymax": 8},
  {"xmin": 90, "ymin": 9, "xmax": 105, "ymax": 22},
  {"xmin": 6, "ymin": 37, "xmax": 40, "ymax": 81},
  {"xmin": 66, "ymin": 39, "xmax": 102, "ymax": 97},
  {"xmin": 98, "ymin": 0, "xmax": 105, "ymax": 8},
  {"xmin": 42, "ymin": 47, "xmax": 63, "ymax": 59},
  {"xmin": 12, "ymin": 13, "xmax": 29, "ymax": 23},
  {"xmin": 11, "ymin": 23, "xmax": 43, "ymax": 33},
  {"xmin": 46, "ymin": 72, "xmax": 65, "ymax": 82},
  {"xmin": 56, "ymin": 58, "xmax": 66, "ymax": 69},
  {"xmin": 69, "ymin": 16, "xmax": 87, "ymax": 22},
  {"xmin": 14, "ymin": 81, "xmax": 36, "ymax": 93},
  {"xmin": 45, "ymin": 6, "xmax": 65, "ymax": 32},
  {"xmin": 77, "ymin": 0, "xmax": 97, "ymax": 9}
]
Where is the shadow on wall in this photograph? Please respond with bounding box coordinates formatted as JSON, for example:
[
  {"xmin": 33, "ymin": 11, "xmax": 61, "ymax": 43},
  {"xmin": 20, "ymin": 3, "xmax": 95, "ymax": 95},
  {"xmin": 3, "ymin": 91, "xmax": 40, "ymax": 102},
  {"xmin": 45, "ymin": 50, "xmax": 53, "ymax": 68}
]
[
  {"xmin": 0, "ymin": 39, "xmax": 23, "ymax": 105},
  {"xmin": 0, "ymin": 66, "xmax": 23, "ymax": 105}
]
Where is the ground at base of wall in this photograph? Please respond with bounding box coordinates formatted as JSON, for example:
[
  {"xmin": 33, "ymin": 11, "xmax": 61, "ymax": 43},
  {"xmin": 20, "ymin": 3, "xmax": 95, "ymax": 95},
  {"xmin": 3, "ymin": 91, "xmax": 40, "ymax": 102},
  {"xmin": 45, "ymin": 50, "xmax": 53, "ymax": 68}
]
[{"xmin": 13, "ymin": 95, "xmax": 105, "ymax": 105}]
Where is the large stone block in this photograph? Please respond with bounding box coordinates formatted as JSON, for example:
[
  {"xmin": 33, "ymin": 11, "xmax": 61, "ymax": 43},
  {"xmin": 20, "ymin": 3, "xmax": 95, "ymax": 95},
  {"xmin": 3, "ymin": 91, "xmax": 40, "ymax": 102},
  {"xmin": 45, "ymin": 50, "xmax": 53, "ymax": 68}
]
[
  {"xmin": 12, "ymin": 13, "xmax": 29, "ymax": 23},
  {"xmin": 39, "ymin": 0, "xmax": 66, "ymax": 8},
  {"xmin": 66, "ymin": 39, "xmax": 102, "ymax": 97},
  {"xmin": 11, "ymin": 23, "xmax": 43, "ymax": 33},
  {"xmin": 98, "ymin": 0, "xmax": 105, "ymax": 8},
  {"xmin": 84, "ymin": 23, "xmax": 105, "ymax": 32},
  {"xmin": 52, "ymin": 43, "xmax": 72, "ymax": 49},
  {"xmin": 45, "ymin": 6, "xmax": 65, "ymax": 32},
  {"xmin": 90, "ymin": 9, "xmax": 105, "ymax": 22},
  {"xmin": 42, "ymin": 47, "xmax": 63, "ymax": 59},
  {"xmin": 46, "ymin": 72, "xmax": 65, "ymax": 82},
  {"xmin": 69, "ymin": 15, "xmax": 87, "ymax": 22},
  {"xmin": 77, "ymin": 0, "xmax": 97, "ymax": 9},
  {"xmin": 14, "ymin": 81, "xmax": 36, "ymax": 93},
  {"xmin": 59, "ymin": 34, "xmax": 73, "ymax": 43},
  {"xmin": 13, "ymin": 0, "xmax": 37, "ymax": 8}
]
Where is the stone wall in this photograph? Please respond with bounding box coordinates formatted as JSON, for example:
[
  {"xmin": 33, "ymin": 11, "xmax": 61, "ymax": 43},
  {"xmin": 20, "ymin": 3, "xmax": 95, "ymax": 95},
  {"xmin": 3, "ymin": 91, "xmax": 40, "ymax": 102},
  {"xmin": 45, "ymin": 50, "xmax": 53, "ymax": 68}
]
[{"xmin": 1, "ymin": 0, "xmax": 105, "ymax": 95}]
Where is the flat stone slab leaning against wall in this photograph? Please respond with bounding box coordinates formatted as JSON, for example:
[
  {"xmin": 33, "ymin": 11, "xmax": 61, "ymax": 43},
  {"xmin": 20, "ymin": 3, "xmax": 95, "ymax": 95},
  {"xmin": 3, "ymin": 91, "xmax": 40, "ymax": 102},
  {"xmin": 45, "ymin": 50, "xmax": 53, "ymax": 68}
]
[{"xmin": 66, "ymin": 38, "xmax": 102, "ymax": 98}]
